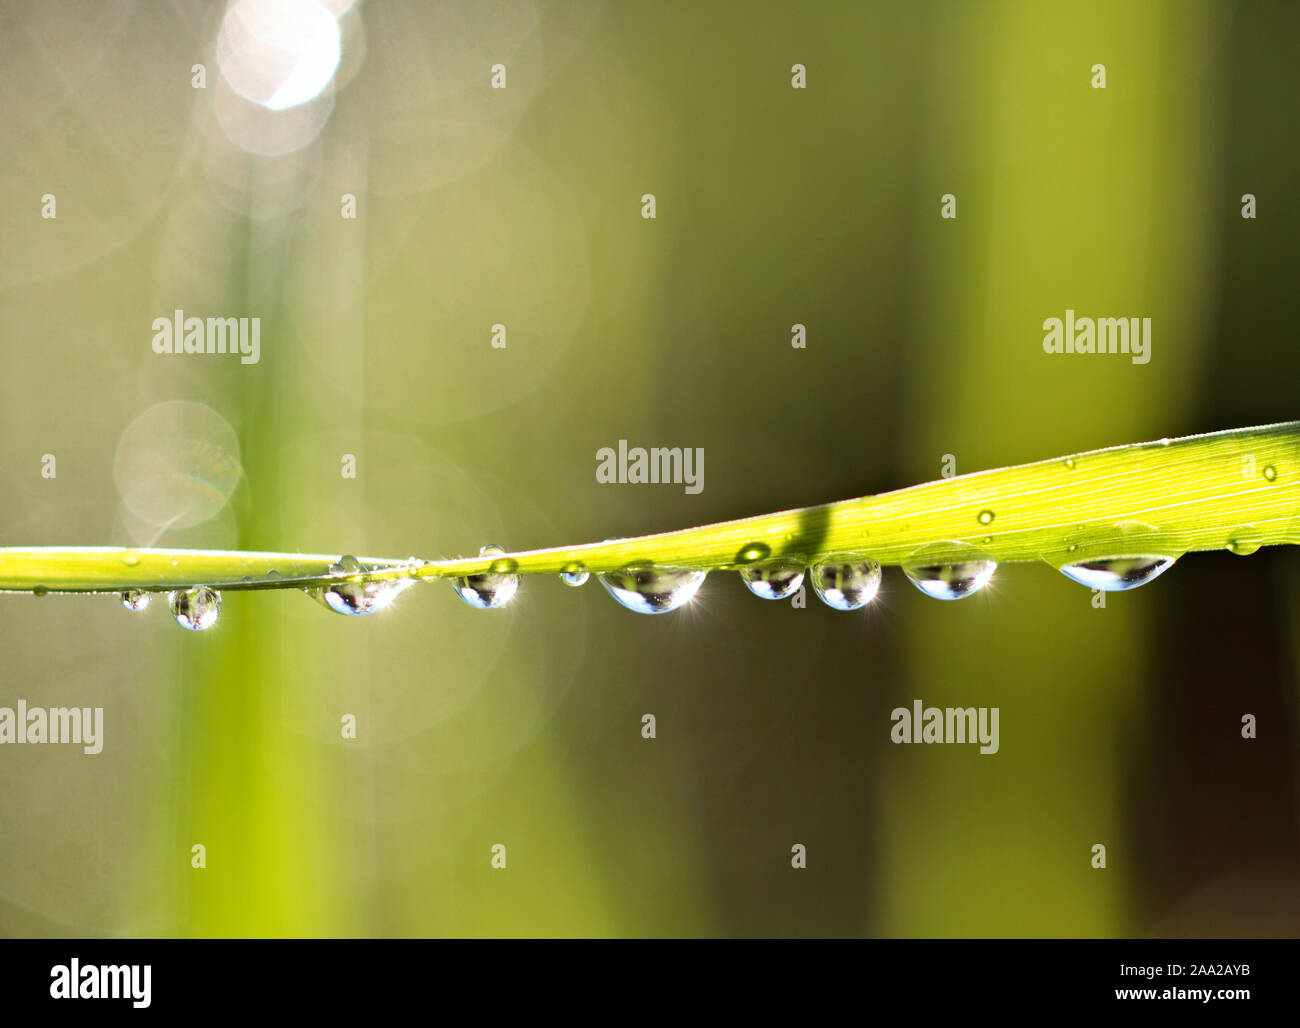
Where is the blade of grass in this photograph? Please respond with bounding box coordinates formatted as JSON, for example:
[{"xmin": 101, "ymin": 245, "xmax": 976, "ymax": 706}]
[{"xmin": 2, "ymin": 421, "xmax": 1296, "ymax": 594}]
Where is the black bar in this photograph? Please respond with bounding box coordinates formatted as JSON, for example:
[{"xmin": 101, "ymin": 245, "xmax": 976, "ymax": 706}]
[{"xmin": 0, "ymin": 939, "xmax": 1289, "ymax": 1015}]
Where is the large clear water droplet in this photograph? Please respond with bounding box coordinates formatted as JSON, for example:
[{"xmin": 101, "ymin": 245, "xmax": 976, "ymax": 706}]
[
  {"xmin": 559, "ymin": 563, "xmax": 589, "ymax": 587},
  {"xmin": 121, "ymin": 590, "xmax": 150, "ymax": 611},
  {"xmin": 903, "ymin": 544, "xmax": 996, "ymax": 601},
  {"xmin": 1059, "ymin": 555, "xmax": 1174, "ymax": 591},
  {"xmin": 314, "ymin": 555, "xmax": 414, "ymax": 616},
  {"xmin": 451, "ymin": 545, "xmax": 520, "ymax": 609},
  {"xmin": 599, "ymin": 566, "xmax": 707, "ymax": 614},
  {"xmin": 738, "ymin": 560, "xmax": 805, "ymax": 600},
  {"xmin": 170, "ymin": 586, "xmax": 221, "ymax": 631},
  {"xmin": 808, "ymin": 555, "xmax": 881, "ymax": 610}
]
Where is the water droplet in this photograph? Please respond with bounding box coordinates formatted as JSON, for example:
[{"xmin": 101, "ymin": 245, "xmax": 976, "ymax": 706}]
[
  {"xmin": 902, "ymin": 544, "xmax": 996, "ymax": 601},
  {"xmin": 122, "ymin": 590, "xmax": 150, "ymax": 611},
  {"xmin": 1058, "ymin": 555, "xmax": 1174, "ymax": 592},
  {"xmin": 1227, "ymin": 528, "xmax": 1263, "ymax": 557},
  {"xmin": 736, "ymin": 542, "xmax": 771, "ymax": 564},
  {"xmin": 451, "ymin": 545, "xmax": 520, "ymax": 609},
  {"xmin": 977, "ymin": 510, "xmax": 995, "ymax": 525},
  {"xmin": 1262, "ymin": 464, "xmax": 1278, "ymax": 482},
  {"xmin": 808, "ymin": 555, "xmax": 881, "ymax": 610},
  {"xmin": 599, "ymin": 566, "xmax": 707, "ymax": 614},
  {"xmin": 265, "ymin": 569, "xmax": 281, "ymax": 579},
  {"xmin": 559, "ymin": 563, "xmax": 589, "ymax": 587},
  {"xmin": 170, "ymin": 586, "xmax": 221, "ymax": 631},
  {"xmin": 32, "ymin": 585, "xmax": 48, "ymax": 597},
  {"xmin": 738, "ymin": 559, "xmax": 805, "ymax": 600},
  {"xmin": 314, "ymin": 555, "xmax": 414, "ymax": 616},
  {"xmin": 335, "ymin": 554, "xmax": 364, "ymax": 573},
  {"xmin": 122, "ymin": 551, "xmax": 141, "ymax": 567},
  {"xmin": 1063, "ymin": 458, "xmax": 1077, "ymax": 470}
]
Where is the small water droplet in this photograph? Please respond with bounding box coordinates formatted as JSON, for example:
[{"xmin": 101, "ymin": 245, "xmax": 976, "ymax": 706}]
[
  {"xmin": 977, "ymin": 510, "xmax": 995, "ymax": 525},
  {"xmin": 738, "ymin": 559, "xmax": 805, "ymax": 600},
  {"xmin": 122, "ymin": 551, "xmax": 141, "ymax": 567},
  {"xmin": 1059, "ymin": 555, "xmax": 1174, "ymax": 592},
  {"xmin": 335, "ymin": 554, "xmax": 364, "ymax": 573},
  {"xmin": 902, "ymin": 544, "xmax": 996, "ymax": 601},
  {"xmin": 736, "ymin": 542, "xmax": 771, "ymax": 565},
  {"xmin": 314, "ymin": 555, "xmax": 414, "ymax": 616},
  {"xmin": 1262, "ymin": 464, "xmax": 1278, "ymax": 481},
  {"xmin": 599, "ymin": 566, "xmax": 706, "ymax": 614},
  {"xmin": 1063, "ymin": 458, "xmax": 1077, "ymax": 470},
  {"xmin": 559, "ymin": 563, "xmax": 589, "ymax": 587},
  {"xmin": 808, "ymin": 555, "xmax": 881, "ymax": 610},
  {"xmin": 122, "ymin": 590, "xmax": 150, "ymax": 611},
  {"xmin": 170, "ymin": 586, "xmax": 221, "ymax": 631},
  {"xmin": 451, "ymin": 545, "xmax": 520, "ymax": 609},
  {"xmin": 265, "ymin": 569, "xmax": 281, "ymax": 579},
  {"xmin": 1227, "ymin": 527, "xmax": 1263, "ymax": 557},
  {"xmin": 32, "ymin": 585, "xmax": 48, "ymax": 597}
]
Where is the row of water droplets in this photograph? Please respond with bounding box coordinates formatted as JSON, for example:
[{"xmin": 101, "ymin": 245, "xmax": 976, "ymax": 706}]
[
  {"xmin": 114, "ymin": 444, "xmax": 1288, "ymax": 627},
  {"xmin": 115, "ymin": 540, "xmax": 1206, "ymax": 628},
  {"xmin": 118, "ymin": 543, "xmax": 1189, "ymax": 629},
  {"xmin": 120, "ymin": 586, "xmax": 221, "ymax": 630},
  {"xmin": 453, "ymin": 541, "xmax": 1183, "ymax": 614},
  {"xmin": 116, "ymin": 554, "xmax": 423, "ymax": 631}
]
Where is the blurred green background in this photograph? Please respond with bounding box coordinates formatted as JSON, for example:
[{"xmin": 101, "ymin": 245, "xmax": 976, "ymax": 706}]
[{"xmin": 1, "ymin": 0, "xmax": 1298, "ymax": 937}]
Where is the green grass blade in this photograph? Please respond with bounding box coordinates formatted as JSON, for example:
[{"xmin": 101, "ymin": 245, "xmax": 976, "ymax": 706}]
[{"xmin": 2, "ymin": 421, "xmax": 1296, "ymax": 594}]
